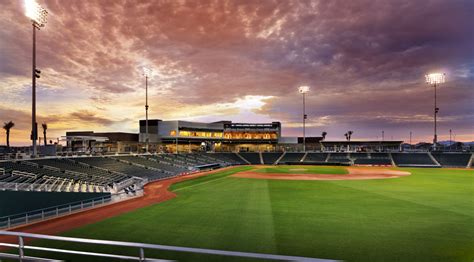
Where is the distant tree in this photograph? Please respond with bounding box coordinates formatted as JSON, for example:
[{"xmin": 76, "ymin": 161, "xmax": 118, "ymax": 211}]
[
  {"xmin": 322, "ymin": 131, "xmax": 327, "ymax": 141},
  {"xmin": 42, "ymin": 123, "xmax": 48, "ymax": 146},
  {"xmin": 3, "ymin": 121, "xmax": 15, "ymax": 149},
  {"xmin": 344, "ymin": 132, "xmax": 349, "ymax": 141},
  {"xmin": 348, "ymin": 131, "xmax": 354, "ymax": 141}
]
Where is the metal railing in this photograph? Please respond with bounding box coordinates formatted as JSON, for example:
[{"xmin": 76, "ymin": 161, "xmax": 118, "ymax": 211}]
[
  {"xmin": 0, "ymin": 231, "xmax": 336, "ymax": 262},
  {"xmin": 0, "ymin": 189, "xmax": 143, "ymax": 229}
]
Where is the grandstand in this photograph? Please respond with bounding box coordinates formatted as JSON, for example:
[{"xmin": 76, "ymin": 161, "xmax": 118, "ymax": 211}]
[
  {"xmin": 238, "ymin": 152, "xmax": 261, "ymax": 164},
  {"xmin": 77, "ymin": 157, "xmax": 168, "ymax": 181},
  {"xmin": 352, "ymin": 153, "xmax": 393, "ymax": 165},
  {"xmin": 262, "ymin": 152, "xmax": 282, "ymax": 164},
  {"xmin": 303, "ymin": 153, "xmax": 328, "ymax": 163},
  {"xmin": 278, "ymin": 152, "xmax": 305, "ymax": 163},
  {"xmin": 391, "ymin": 153, "xmax": 439, "ymax": 167},
  {"xmin": 0, "ymin": 161, "xmax": 112, "ymax": 193},
  {"xmin": 327, "ymin": 153, "xmax": 351, "ymax": 164},
  {"xmin": 209, "ymin": 153, "xmax": 247, "ymax": 165},
  {"xmin": 431, "ymin": 152, "xmax": 472, "ymax": 167}
]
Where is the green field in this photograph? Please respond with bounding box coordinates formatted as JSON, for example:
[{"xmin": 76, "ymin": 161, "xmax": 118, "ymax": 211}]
[{"xmin": 17, "ymin": 166, "xmax": 474, "ymax": 261}]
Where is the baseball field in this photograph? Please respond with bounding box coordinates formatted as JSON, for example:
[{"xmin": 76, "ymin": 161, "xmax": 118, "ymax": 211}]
[{"xmin": 13, "ymin": 165, "xmax": 474, "ymax": 261}]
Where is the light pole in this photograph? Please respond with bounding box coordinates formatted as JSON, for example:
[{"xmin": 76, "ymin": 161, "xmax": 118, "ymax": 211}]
[
  {"xmin": 409, "ymin": 131, "xmax": 412, "ymax": 149},
  {"xmin": 449, "ymin": 129, "xmax": 452, "ymax": 151},
  {"xmin": 425, "ymin": 73, "xmax": 445, "ymax": 150},
  {"xmin": 298, "ymin": 86, "xmax": 310, "ymax": 152},
  {"xmin": 24, "ymin": 0, "xmax": 48, "ymax": 157},
  {"xmin": 143, "ymin": 67, "xmax": 151, "ymax": 153}
]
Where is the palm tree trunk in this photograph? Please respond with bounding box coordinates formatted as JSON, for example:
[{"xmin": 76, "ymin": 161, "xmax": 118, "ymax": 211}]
[
  {"xmin": 6, "ymin": 130, "xmax": 10, "ymax": 148},
  {"xmin": 44, "ymin": 131, "xmax": 47, "ymax": 146}
]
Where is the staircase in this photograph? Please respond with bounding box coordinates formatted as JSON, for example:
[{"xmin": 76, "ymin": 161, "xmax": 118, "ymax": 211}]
[
  {"xmin": 300, "ymin": 152, "xmax": 308, "ymax": 162},
  {"xmin": 275, "ymin": 152, "xmax": 286, "ymax": 165},
  {"xmin": 235, "ymin": 152, "xmax": 251, "ymax": 164}
]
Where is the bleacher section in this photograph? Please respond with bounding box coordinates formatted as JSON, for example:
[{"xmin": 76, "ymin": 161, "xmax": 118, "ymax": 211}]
[
  {"xmin": 262, "ymin": 153, "xmax": 282, "ymax": 165},
  {"xmin": 391, "ymin": 153, "xmax": 438, "ymax": 167},
  {"xmin": 210, "ymin": 153, "xmax": 247, "ymax": 165},
  {"xmin": 0, "ymin": 161, "xmax": 111, "ymax": 193},
  {"xmin": 303, "ymin": 153, "xmax": 328, "ymax": 163},
  {"xmin": 239, "ymin": 153, "xmax": 261, "ymax": 164},
  {"xmin": 278, "ymin": 153, "xmax": 305, "ymax": 163},
  {"xmin": 32, "ymin": 158, "xmax": 128, "ymax": 185},
  {"xmin": 431, "ymin": 153, "xmax": 472, "ymax": 167},
  {"xmin": 352, "ymin": 153, "xmax": 392, "ymax": 165},
  {"xmin": 77, "ymin": 157, "xmax": 165, "ymax": 180},
  {"xmin": 328, "ymin": 153, "xmax": 351, "ymax": 163}
]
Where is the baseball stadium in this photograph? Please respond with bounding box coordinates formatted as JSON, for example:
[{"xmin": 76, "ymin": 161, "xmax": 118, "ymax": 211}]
[{"xmin": 1, "ymin": 0, "xmax": 473, "ymax": 261}]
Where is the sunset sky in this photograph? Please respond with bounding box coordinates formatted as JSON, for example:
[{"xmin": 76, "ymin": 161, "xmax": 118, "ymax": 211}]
[{"xmin": 0, "ymin": 0, "xmax": 473, "ymax": 146}]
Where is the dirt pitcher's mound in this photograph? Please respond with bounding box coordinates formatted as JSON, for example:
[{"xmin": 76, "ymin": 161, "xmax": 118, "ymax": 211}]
[{"xmin": 232, "ymin": 167, "xmax": 410, "ymax": 181}]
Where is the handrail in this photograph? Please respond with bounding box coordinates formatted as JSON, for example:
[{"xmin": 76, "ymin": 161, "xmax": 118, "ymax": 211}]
[
  {"xmin": 0, "ymin": 189, "xmax": 143, "ymax": 229},
  {"xmin": 0, "ymin": 231, "xmax": 336, "ymax": 262}
]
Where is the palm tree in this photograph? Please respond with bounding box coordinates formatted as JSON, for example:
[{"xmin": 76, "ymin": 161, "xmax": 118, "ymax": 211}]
[
  {"xmin": 321, "ymin": 131, "xmax": 327, "ymax": 141},
  {"xmin": 42, "ymin": 123, "xmax": 48, "ymax": 146},
  {"xmin": 3, "ymin": 121, "xmax": 15, "ymax": 149},
  {"xmin": 344, "ymin": 132, "xmax": 349, "ymax": 141},
  {"xmin": 348, "ymin": 131, "xmax": 354, "ymax": 141}
]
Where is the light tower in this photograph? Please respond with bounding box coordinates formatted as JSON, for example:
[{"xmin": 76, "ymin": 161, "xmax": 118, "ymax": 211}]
[
  {"xmin": 24, "ymin": 0, "xmax": 48, "ymax": 157},
  {"xmin": 143, "ymin": 67, "xmax": 151, "ymax": 153},
  {"xmin": 298, "ymin": 86, "xmax": 310, "ymax": 152},
  {"xmin": 425, "ymin": 73, "xmax": 445, "ymax": 150}
]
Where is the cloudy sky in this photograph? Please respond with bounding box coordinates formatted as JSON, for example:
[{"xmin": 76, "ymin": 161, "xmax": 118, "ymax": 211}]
[{"xmin": 0, "ymin": 0, "xmax": 473, "ymax": 146}]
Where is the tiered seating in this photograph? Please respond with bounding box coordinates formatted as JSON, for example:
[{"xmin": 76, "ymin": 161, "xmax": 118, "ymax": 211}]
[
  {"xmin": 303, "ymin": 153, "xmax": 328, "ymax": 162},
  {"xmin": 328, "ymin": 153, "xmax": 351, "ymax": 163},
  {"xmin": 391, "ymin": 153, "xmax": 438, "ymax": 167},
  {"xmin": 194, "ymin": 153, "xmax": 231, "ymax": 166},
  {"xmin": 351, "ymin": 153, "xmax": 392, "ymax": 165},
  {"xmin": 0, "ymin": 161, "xmax": 109, "ymax": 192},
  {"xmin": 77, "ymin": 157, "xmax": 163, "ymax": 179},
  {"xmin": 279, "ymin": 153, "xmax": 305, "ymax": 163},
  {"xmin": 431, "ymin": 153, "xmax": 472, "ymax": 167},
  {"xmin": 116, "ymin": 155, "xmax": 185, "ymax": 179},
  {"xmin": 210, "ymin": 153, "xmax": 246, "ymax": 165},
  {"xmin": 262, "ymin": 153, "xmax": 282, "ymax": 165},
  {"xmin": 32, "ymin": 159, "xmax": 128, "ymax": 184},
  {"xmin": 239, "ymin": 153, "xmax": 261, "ymax": 164}
]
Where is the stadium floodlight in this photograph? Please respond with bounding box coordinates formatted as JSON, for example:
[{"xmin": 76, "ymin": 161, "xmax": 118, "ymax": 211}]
[
  {"xmin": 425, "ymin": 73, "xmax": 445, "ymax": 149},
  {"xmin": 25, "ymin": 0, "xmax": 48, "ymax": 27},
  {"xmin": 24, "ymin": 0, "xmax": 48, "ymax": 157},
  {"xmin": 298, "ymin": 86, "xmax": 310, "ymax": 152},
  {"xmin": 143, "ymin": 67, "xmax": 151, "ymax": 153},
  {"xmin": 298, "ymin": 86, "xmax": 310, "ymax": 94},
  {"xmin": 425, "ymin": 73, "xmax": 445, "ymax": 85}
]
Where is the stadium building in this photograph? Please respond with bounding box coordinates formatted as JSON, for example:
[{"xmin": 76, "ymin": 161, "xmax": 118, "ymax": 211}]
[{"xmin": 139, "ymin": 120, "xmax": 282, "ymax": 153}]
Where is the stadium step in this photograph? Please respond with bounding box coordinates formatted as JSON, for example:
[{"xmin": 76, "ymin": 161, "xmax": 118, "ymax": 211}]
[
  {"xmin": 325, "ymin": 153, "xmax": 331, "ymax": 162},
  {"xmin": 467, "ymin": 154, "xmax": 474, "ymax": 168},
  {"xmin": 301, "ymin": 152, "xmax": 308, "ymax": 162},
  {"xmin": 235, "ymin": 153, "xmax": 251, "ymax": 164},
  {"xmin": 427, "ymin": 152, "xmax": 441, "ymax": 166},
  {"xmin": 275, "ymin": 152, "xmax": 286, "ymax": 164}
]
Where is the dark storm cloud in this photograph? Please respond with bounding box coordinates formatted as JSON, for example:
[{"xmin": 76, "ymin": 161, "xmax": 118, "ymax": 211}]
[{"xmin": 0, "ymin": 0, "xmax": 473, "ymax": 143}]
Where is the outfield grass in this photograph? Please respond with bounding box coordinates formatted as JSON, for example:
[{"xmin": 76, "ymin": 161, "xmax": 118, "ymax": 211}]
[
  {"xmin": 254, "ymin": 165, "xmax": 348, "ymax": 175},
  {"xmin": 18, "ymin": 166, "xmax": 474, "ymax": 261}
]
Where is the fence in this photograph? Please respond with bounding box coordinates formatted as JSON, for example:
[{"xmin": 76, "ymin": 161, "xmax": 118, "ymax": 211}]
[
  {"xmin": 0, "ymin": 189, "xmax": 143, "ymax": 230},
  {"xmin": 0, "ymin": 231, "xmax": 336, "ymax": 262}
]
